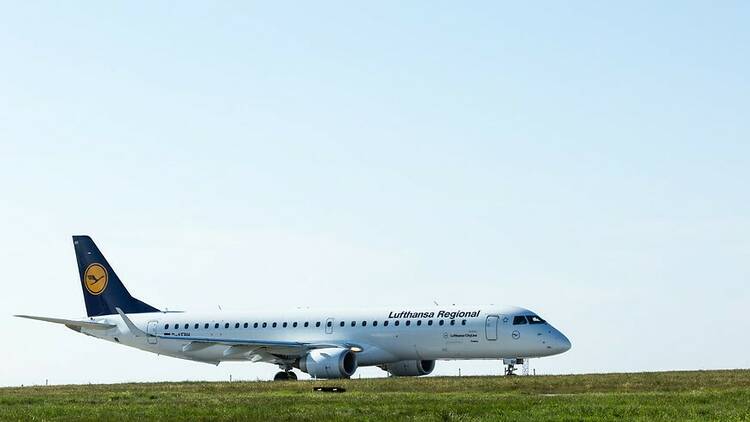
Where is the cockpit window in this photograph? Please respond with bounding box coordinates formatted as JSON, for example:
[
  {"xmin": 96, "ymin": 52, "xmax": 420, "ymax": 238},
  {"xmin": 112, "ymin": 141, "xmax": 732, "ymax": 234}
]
[
  {"xmin": 527, "ymin": 315, "xmax": 546, "ymax": 324},
  {"xmin": 512, "ymin": 316, "xmax": 527, "ymax": 325}
]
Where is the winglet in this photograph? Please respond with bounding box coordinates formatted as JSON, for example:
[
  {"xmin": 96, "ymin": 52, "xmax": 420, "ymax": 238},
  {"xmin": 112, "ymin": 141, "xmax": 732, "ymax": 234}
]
[{"xmin": 115, "ymin": 307, "xmax": 147, "ymax": 337}]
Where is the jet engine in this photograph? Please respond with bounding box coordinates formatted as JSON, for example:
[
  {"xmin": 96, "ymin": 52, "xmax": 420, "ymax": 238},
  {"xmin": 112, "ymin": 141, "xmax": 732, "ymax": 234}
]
[
  {"xmin": 296, "ymin": 347, "xmax": 358, "ymax": 379},
  {"xmin": 382, "ymin": 360, "xmax": 435, "ymax": 376}
]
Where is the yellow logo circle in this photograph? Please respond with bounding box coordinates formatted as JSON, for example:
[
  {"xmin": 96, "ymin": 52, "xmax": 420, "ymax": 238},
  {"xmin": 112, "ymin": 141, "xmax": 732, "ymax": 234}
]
[{"xmin": 84, "ymin": 263, "xmax": 108, "ymax": 295}]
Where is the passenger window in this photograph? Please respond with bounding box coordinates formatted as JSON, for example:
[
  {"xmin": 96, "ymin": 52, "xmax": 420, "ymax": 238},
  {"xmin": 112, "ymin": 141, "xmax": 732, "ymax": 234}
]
[
  {"xmin": 224, "ymin": 323, "xmax": 229, "ymax": 329},
  {"xmin": 234, "ymin": 323, "xmax": 240, "ymax": 329},
  {"xmin": 293, "ymin": 322, "xmax": 298, "ymax": 328},
  {"xmin": 254, "ymin": 322, "xmax": 258, "ymax": 328},
  {"xmin": 461, "ymin": 320, "xmax": 466, "ymax": 325},
  {"xmin": 395, "ymin": 320, "xmax": 400, "ymax": 326},
  {"xmin": 184, "ymin": 324, "xmax": 189, "ymax": 329},
  {"xmin": 383, "ymin": 321, "xmax": 389, "ymax": 326},
  {"xmin": 405, "ymin": 320, "xmax": 411, "ymax": 326},
  {"xmin": 262, "ymin": 322, "xmax": 267, "ymax": 328},
  {"xmin": 283, "ymin": 322, "xmax": 288, "ymax": 328},
  {"xmin": 362, "ymin": 321, "xmax": 367, "ymax": 327},
  {"xmin": 194, "ymin": 323, "xmax": 199, "ymax": 329},
  {"xmin": 304, "ymin": 322, "xmax": 309, "ymax": 327},
  {"xmin": 372, "ymin": 321, "xmax": 377, "ymax": 327},
  {"xmin": 327, "ymin": 321, "xmax": 332, "ymax": 327},
  {"xmin": 204, "ymin": 323, "xmax": 209, "ymax": 329},
  {"xmin": 243, "ymin": 322, "xmax": 248, "ymax": 328},
  {"xmin": 439, "ymin": 320, "xmax": 444, "ymax": 326},
  {"xmin": 351, "ymin": 321, "xmax": 356, "ymax": 327},
  {"xmin": 417, "ymin": 320, "xmax": 422, "ymax": 326},
  {"xmin": 428, "ymin": 320, "xmax": 433, "ymax": 326},
  {"xmin": 513, "ymin": 316, "xmax": 528, "ymax": 325},
  {"xmin": 272, "ymin": 322, "xmax": 277, "ymax": 328},
  {"xmin": 450, "ymin": 320, "xmax": 455, "ymax": 326},
  {"xmin": 164, "ymin": 324, "xmax": 169, "ymax": 329},
  {"xmin": 214, "ymin": 323, "xmax": 219, "ymax": 329},
  {"xmin": 316, "ymin": 322, "xmax": 321, "ymax": 327}
]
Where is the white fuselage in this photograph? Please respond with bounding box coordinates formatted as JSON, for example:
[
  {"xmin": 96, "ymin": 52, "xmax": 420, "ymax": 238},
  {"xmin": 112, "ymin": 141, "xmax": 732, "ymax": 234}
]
[{"xmin": 79, "ymin": 305, "xmax": 571, "ymax": 369}]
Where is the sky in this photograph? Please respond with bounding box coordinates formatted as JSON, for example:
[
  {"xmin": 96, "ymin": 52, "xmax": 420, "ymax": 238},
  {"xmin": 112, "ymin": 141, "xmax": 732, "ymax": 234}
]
[{"xmin": 0, "ymin": 1, "xmax": 748, "ymax": 386}]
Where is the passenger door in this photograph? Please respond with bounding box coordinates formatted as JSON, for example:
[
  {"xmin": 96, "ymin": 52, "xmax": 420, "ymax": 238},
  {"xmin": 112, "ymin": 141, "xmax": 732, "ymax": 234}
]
[
  {"xmin": 485, "ymin": 315, "xmax": 498, "ymax": 341},
  {"xmin": 147, "ymin": 320, "xmax": 158, "ymax": 344}
]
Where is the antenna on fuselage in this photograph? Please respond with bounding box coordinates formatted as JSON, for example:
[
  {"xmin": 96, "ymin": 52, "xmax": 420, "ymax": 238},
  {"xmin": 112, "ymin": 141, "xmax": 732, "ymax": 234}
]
[
  {"xmin": 433, "ymin": 301, "xmax": 439, "ymax": 306},
  {"xmin": 218, "ymin": 305, "xmax": 222, "ymax": 311}
]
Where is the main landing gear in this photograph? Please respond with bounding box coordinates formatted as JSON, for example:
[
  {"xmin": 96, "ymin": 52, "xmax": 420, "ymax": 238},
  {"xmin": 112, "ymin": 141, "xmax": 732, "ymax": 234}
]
[
  {"xmin": 503, "ymin": 358, "xmax": 523, "ymax": 376},
  {"xmin": 273, "ymin": 370, "xmax": 298, "ymax": 381}
]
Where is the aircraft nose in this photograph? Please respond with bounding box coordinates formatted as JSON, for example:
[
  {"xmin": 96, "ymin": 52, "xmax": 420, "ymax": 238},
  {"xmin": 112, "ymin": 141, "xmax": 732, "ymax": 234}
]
[{"xmin": 556, "ymin": 330, "xmax": 572, "ymax": 353}]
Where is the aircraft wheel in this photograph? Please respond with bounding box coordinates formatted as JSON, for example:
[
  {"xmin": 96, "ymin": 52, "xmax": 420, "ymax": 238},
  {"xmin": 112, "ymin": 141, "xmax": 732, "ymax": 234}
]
[
  {"xmin": 287, "ymin": 371, "xmax": 298, "ymax": 380},
  {"xmin": 273, "ymin": 371, "xmax": 289, "ymax": 381}
]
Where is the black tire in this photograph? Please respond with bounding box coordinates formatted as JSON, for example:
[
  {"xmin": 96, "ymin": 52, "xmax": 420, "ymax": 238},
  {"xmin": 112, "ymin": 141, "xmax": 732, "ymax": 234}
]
[
  {"xmin": 273, "ymin": 371, "xmax": 289, "ymax": 381},
  {"xmin": 287, "ymin": 371, "xmax": 298, "ymax": 380}
]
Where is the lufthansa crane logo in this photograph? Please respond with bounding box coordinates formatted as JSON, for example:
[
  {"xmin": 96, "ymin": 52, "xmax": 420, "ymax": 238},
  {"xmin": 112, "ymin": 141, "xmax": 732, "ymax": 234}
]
[{"xmin": 84, "ymin": 263, "xmax": 108, "ymax": 295}]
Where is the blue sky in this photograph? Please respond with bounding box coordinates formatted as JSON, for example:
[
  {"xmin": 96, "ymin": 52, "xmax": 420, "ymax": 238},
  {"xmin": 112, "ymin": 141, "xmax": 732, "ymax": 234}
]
[{"xmin": 1, "ymin": 2, "xmax": 748, "ymax": 385}]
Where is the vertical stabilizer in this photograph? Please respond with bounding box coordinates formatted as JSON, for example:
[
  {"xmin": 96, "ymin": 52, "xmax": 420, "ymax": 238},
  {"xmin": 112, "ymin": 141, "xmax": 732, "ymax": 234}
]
[{"xmin": 73, "ymin": 235, "xmax": 160, "ymax": 317}]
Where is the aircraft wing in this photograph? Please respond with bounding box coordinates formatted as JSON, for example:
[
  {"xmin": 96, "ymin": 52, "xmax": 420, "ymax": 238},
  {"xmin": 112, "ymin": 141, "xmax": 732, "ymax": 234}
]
[
  {"xmin": 171, "ymin": 336, "xmax": 355, "ymax": 356},
  {"xmin": 14, "ymin": 315, "xmax": 116, "ymax": 331},
  {"xmin": 115, "ymin": 307, "xmax": 361, "ymax": 363},
  {"xmin": 169, "ymin": 336, "xmax": 363, "ymax": 366}
]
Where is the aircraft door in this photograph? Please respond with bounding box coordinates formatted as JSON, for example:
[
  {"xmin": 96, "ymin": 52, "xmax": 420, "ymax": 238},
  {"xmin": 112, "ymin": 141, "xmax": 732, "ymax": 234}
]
[
  {"xmin": 325, "ymin": 317, "xmax": 334, "ymax": 334},
  {"xmin": 147, "ymin": 320, "xmax": 158, "ymax": 344},
  {"xmin": 485, "ymin": 315, "xmax": 498, "ymax": 341}
]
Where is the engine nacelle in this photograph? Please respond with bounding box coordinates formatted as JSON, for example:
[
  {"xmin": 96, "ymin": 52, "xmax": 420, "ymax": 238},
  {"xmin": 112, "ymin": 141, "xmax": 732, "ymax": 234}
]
[
  {"xmin": 297, "ymin": 347, "xmax": 358, "ymax": 379},
  {"xmin": 382, "ymin": 360, "xmax": 435, "ymax": 377}
]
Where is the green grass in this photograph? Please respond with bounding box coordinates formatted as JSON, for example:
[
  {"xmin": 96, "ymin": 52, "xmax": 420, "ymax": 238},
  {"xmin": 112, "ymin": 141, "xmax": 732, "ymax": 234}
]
[{"xmin": 1, "ymin": 370, "xmax": 749, "ymax": 421}]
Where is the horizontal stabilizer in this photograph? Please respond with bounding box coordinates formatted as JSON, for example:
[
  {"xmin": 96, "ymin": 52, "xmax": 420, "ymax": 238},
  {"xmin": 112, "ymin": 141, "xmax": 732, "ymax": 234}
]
[{"xmin": 14, "ymin": 315, "xmax": 116, "ymax": 330}]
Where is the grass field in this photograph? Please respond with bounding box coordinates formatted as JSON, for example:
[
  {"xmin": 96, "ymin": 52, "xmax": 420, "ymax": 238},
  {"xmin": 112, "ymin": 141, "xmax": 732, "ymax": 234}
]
[{"xmin": 1, "ymin": 370, "xmax": 749, "ymax": 421}]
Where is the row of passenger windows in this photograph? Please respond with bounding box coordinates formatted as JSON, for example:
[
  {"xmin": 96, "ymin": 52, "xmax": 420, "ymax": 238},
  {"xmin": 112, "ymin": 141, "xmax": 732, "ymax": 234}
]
[
  {"xmin": 163, "ymin": 319, "xmax": 469, "ymax": 331},
  {"xmin": 512, "ymin": 315, "xmax": 546, "ymax": 325}
]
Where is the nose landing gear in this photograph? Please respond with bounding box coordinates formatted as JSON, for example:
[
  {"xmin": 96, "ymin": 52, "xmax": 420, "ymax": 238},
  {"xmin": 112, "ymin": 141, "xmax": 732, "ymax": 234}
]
[{"xmin": 503, "ymin": 358, "xmax": 523, "ymax": 376}]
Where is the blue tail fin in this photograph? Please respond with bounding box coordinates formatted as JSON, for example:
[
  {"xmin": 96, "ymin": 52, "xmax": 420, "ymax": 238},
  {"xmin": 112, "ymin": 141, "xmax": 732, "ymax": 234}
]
[{"xmin": 73, "ymin": 235, "xmax": 160, "ymax": 317}]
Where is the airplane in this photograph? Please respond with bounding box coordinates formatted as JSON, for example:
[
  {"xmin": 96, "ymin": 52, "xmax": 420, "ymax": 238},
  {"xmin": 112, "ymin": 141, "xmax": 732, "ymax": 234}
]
[{"xmin": 16, "ymin": 235, "xmax": 571, "ymax": 380}]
